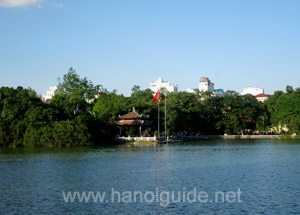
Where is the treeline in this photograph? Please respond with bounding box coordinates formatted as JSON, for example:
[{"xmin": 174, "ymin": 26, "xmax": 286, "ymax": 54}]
[
  {"xmin": 95, "ymin": 85, "xmax": 300, "ymax": 137},
  {"xmin": 0, "ymin": 68, "xmax": 117, "ymax": 147},
  {"xmin": 1, "ymin": 68, "xmax": 300, "ymax": 147}
]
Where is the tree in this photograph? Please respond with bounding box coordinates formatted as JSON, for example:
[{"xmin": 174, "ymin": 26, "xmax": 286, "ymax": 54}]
[
  {"xmin": 0, "ymin": 70, "xmax": 118, "ymax": 147},
  {"xmin": 265, "ymin": 86, "xmax": 300, "ymax": 134},
  {"xmin": 166, "ymin": 92, "xmax": 200, "ymax": 134},
  {"xmin": 286, "ymin": 85, "xmax": 294, "ymax": 94},
  {"xmin": 58, "ymin": 67, "xmax": 104, "ymax": 101},
  {"xmin": 225, "ymin": 90, "xmax": 239, "ymax": 96},
  {"xmin": 201, "ymin": 96, "xmax": 225, "ymax": 134},
  {"xmin": 131, "ymin": 85, "xmax": 141, "ymax": 95},
  {"xmin": 0, "ymin": 87, "xmax": 42, "ymax": 147},
  {"xmin": 217, "ymin": 94, "xmax": 263, "ymax": 134},
  {"xmin": 93, "ymin": 93, "xmax": 129, "ymax": 122}
]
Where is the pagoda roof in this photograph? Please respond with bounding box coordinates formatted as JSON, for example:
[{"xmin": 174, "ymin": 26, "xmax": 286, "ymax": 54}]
[{"xmin": 119, "ymin": 107, "xmax": 149, "ymax": 120}]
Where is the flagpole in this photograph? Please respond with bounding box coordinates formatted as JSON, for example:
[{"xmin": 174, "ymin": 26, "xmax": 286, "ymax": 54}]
[
  {"xmin": 152, "ymin": 90, "xmax": 160, "ymax": 141},
  {"xmin": 158, "ymin": 97, "xmax": 160, "ymax": 139},
  {"xmin": 164, "ymin": 95, "xmax": 166, "ymax": 141}
]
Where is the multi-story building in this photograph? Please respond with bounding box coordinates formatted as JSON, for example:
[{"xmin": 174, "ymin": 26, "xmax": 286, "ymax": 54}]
[
  {"xmin": 187, "ymin": 77, "xmax": 224, "ymax": 97},
  {"xmin": 241, "ymin": 87, "xmax": 264, "ymax": 96},
  {"xmin": 149, "ymin": 77, "xmax": 178, "ymax": 93},
  {"xmin": 42, "ymin": 85, "xmax": 61, "ymax": 103},
  {"xmin": 199, "ymin": 77, "xmax": 215, "ymax": 92}
]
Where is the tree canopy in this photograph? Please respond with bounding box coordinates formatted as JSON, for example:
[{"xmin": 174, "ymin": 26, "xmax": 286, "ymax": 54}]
[{"xmin": 1, "ymin": 67, "xmax": 300, "ymax": 147}]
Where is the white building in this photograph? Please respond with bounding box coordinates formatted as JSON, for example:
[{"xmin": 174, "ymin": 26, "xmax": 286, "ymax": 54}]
[
  {"xmin": 241, "ymin": 87, "xmax": 264, "ymax": 96},
  {"xmin": 199, "ymin": 77, "xmax": 214, "ymax": 92},
  {"xmin": 42, "ymin": 86, "xmax": 61, "ymax": 102},
  {"xmin": 186, "ymin": 88, "xmax": 197, "ymax": 93},
  {"xmin": 149, "ymin": 77, "xmax": 178, "ymax": 93},
  {"xmin": 255, "ymin": 94, "xmax": 269, "ymax": 102}
]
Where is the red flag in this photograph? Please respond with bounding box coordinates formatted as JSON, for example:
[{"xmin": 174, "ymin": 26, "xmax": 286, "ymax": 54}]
[{"xmin": 152, "ymin": 90, "xmax": 159, "ymax": 103}]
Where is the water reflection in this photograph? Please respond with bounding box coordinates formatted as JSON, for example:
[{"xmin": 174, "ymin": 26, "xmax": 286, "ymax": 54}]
[{"xmin": 0, "ymin": 139, "xmax": 300, "ymax": 214}]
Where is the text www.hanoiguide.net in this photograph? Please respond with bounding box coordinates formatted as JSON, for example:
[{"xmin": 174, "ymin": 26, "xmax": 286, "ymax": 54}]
[{"xmin": 62, "ymin": 188, "xmax": 242, "ymax": 207}]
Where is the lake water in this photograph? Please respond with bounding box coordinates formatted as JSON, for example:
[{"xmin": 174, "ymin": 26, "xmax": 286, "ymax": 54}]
[{"xmin": 1, "ymin": 139, "xmax": 300, "ymax": 214}]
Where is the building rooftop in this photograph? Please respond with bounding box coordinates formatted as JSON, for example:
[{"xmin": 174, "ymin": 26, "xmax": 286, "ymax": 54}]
[
  {"xmin": 212, "ymin": 89, "xmax": 225, "ymax": 95},
  {"xmin": 116, "ymin": 107, "xmax": 152, "ymax": 126},
  {"xmin": 119, "ymin": 107, "xmax": 149, "ymax": 120},
  {"xmin": 255, "ymin": 94, "xmax": 269, "ymax": 98}
]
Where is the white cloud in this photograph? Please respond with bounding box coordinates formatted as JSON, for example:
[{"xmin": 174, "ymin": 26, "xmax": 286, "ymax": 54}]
[
  {"xmin": 0, "ymin": 0, "xmax": 43, "ymax": 8},
  {"xmin": 50, "ymin": 2, "xmax": 64, "ymax": 8}
]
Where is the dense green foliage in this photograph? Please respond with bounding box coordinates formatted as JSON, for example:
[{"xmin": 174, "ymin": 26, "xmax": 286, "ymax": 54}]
[
  {"xmin": 0, "ymin": 68, "xmax": 115, "ymax": 147},
  {"xmin": 1, "ymin": 68, "xmax": 300, "ymax": 147},
  {"xmin": 265, "ymin": 86, "xmax": 300, "ymax": 134}
]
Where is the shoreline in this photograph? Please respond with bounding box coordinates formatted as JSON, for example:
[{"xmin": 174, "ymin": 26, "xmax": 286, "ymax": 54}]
[
  {"xmin": 122, "ymin": 135, "xmax": 298, "ymax": 144},
  {"xmin": 182, "ymin": 135, "xmax": 284, "ymax": 140}
]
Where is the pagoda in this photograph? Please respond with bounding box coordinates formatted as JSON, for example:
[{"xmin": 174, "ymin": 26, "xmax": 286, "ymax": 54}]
[{"xmin": 115, "ymin": 107, "xmax": 152, "ymax": 137}]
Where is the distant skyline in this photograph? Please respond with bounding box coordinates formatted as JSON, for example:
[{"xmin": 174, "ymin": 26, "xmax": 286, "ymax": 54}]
[{"xmin": 1, "ymin": 0, "xmax": 300, "ymax": 96}]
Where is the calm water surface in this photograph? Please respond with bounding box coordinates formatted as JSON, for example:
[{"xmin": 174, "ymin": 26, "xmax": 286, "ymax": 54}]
[{"xmin": 1, "ymin": 139, "xmax": 300, "ymax": 214}]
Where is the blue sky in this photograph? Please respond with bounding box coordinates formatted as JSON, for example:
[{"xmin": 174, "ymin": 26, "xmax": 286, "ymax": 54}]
[{"xmin": 0, "ymin": 0, "xmax": 299, "ymax": 96}]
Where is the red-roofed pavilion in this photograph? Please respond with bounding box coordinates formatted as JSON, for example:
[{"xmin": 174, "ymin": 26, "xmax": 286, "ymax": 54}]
[{"xmin": 115, "ymin": 107, "xmax": 152, "ymax": 136}]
